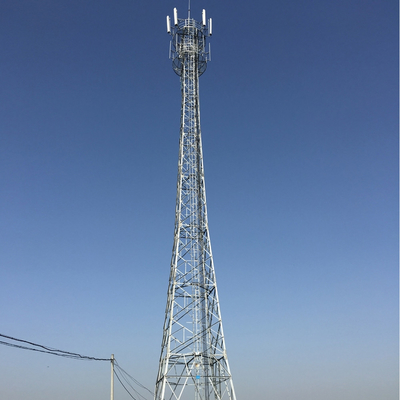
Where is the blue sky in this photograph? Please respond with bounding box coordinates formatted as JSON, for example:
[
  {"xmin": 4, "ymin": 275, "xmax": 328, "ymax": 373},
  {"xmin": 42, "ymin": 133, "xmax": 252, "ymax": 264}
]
[{"xmin": 0, "ymin": 0, "xmax": 398, "ymax": 399}]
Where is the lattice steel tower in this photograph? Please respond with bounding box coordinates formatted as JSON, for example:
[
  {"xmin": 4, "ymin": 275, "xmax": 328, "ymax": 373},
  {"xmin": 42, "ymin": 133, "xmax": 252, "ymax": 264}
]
[{"xmin": 154, "ymin": 5, "xmax": 237, "ymax": 400}]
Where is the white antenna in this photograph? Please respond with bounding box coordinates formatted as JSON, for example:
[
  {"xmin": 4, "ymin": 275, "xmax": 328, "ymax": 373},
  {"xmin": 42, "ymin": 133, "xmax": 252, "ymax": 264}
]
[
  {"xmin": 173, "ymin": 8, "xmax": 178, "ymax": 26},
  {"xmin": 166, "ymin": 16, "xmax": 171, "ymax": 33},
  {"xmin": 209, "ymin": 17, "xmax": 212, "ymax": 35},
  {"xmin": 202, "ymin": 9, "xmax": 206, "ymax": 26}
]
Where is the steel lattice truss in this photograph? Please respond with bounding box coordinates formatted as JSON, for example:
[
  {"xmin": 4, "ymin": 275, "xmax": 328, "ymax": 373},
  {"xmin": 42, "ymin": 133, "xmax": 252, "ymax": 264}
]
[{"xmin": 154, "ymin": 10, "xmax": 237, "ymax": 400}]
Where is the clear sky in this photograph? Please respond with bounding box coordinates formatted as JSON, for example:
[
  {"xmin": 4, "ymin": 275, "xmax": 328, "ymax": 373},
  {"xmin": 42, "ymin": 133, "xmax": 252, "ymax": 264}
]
[{"xmin": 0, "ymin": 1, "xmax": 398, "ymax": 399}]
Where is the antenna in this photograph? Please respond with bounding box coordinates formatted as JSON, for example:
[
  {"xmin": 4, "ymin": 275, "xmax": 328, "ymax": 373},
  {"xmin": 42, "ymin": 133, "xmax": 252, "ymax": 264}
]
[
  {"xmin": 166, "ymin": 16, "xmax": 171, "ymax": 33},
  {"xmin": 188, "ymin": 0, "xmax": 191, "ymax": 18},
  {"xmin": 173, "ymin": 7, "xmax": 178, "ymax": 26}
]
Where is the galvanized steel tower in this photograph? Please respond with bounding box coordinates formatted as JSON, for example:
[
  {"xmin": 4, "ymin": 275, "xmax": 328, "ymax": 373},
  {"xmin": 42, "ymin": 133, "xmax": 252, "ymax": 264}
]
[{"xmin": 154, "ymin": 5, "xmax": 237, "ymax": 400}]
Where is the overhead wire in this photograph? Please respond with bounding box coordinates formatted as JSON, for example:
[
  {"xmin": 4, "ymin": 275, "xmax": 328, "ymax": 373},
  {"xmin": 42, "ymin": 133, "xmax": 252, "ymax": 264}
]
[
  {"xmin": 0, "ymin": 333, "xmax": 110, "ymax": 361},
  {"xmin": 115, "ymin": 359, "xmax": 154, "ymax": 396},
  {"xmin": 114, "ymin": 366, "xmax": 148, "ymax": 400},
  {"xmin": 114, "ymin": 368, "xmax": 139, "ymax": 400},
  {"xmin": 0, "ymin": 333, "xmax": 153, "ymax": 400}
]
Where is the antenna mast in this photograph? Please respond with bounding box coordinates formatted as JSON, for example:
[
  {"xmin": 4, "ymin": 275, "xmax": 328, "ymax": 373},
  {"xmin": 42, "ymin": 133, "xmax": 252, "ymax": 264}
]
[{"xmin": 155, "ymin": 7, "xmax": 236, "ymax": 400}]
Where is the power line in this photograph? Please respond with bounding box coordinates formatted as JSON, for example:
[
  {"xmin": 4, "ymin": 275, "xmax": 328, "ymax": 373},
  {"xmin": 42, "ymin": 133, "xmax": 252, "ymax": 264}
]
[
  {"xmin": 0, "ymin": 333, "xmax": 110, "ymax": 361},
  {"xmin": 114, "ymin": 368, "xmax": 139, "ymax": 400},
  {"xmin": 114, "ymin": 363, "xmax": 150, "ymax": 400},
  {"xmin": 1, "ymin": 333, "xmax": 153, "ymax": 399},
  {"xmin": 115, "ymin": 360, "xmax": 154, "ymax": 396}
]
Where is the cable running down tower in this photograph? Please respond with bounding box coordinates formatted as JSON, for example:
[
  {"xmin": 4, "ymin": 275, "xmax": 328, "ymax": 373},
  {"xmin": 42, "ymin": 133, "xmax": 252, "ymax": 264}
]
[{"xmin": 154, "ymin": 6, "xmax": 237, "ymax": 400}]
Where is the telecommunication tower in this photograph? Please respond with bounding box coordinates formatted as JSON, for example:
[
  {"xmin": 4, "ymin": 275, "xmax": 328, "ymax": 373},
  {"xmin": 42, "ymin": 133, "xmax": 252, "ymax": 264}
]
[{"xmin": 154, "ymin": 5, "xmax": 237, "ymax": 400}]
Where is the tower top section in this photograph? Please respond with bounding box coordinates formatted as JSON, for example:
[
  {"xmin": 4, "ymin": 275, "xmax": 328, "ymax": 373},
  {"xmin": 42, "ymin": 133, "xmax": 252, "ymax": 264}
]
[{"xmin": 166, "ymin": 7, "xmax": 212, "ymax": 76}]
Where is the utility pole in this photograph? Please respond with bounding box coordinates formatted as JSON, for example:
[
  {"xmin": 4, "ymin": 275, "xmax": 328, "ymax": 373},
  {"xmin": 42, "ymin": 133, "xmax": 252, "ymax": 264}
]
[{"xmin": 110, "ymin": 354, "xmax": 114, "ymax": 400}]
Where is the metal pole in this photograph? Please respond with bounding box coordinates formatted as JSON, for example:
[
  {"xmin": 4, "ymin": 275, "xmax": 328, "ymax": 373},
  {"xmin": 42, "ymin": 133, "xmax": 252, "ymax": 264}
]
[{"xmin": 110, "ymin": 354, "xmax": 114, "ymax": 400}]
